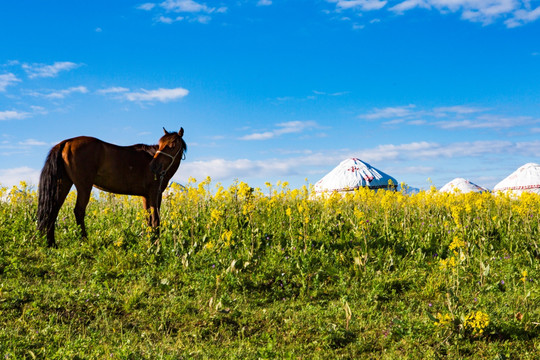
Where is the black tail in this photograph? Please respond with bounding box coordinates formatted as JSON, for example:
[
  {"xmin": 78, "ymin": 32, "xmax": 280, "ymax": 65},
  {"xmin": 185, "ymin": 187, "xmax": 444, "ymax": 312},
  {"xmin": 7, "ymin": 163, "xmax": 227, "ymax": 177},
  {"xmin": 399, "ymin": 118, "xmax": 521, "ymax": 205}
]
[{"xmin": 37, "ymin": 142, "xmax": 65, "ymax": 235}]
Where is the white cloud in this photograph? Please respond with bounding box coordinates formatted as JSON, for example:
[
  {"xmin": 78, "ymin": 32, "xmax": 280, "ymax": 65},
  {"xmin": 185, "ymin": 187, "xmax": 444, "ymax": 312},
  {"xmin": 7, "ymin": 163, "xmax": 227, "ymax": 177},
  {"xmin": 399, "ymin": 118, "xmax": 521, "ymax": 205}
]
[
  {"xmin": 359, "ymin": 104, "xmax": 539, "ymax": 130},
  {"xmin": 0, "ymin": 110, "xmax": 28, "ymax": 121},
  {"xmin": 172, "ymin": 139, "xmax": 528, "ymax": 187},
  {"xmin": 193, "ymin": 15, "xmax": 212, "ymax": 23},
  {"xmin": 334, "ymin": 0, "xmax": 388, "ymax": 11},
  {"xmin": 432, "ymin": 105, "xmax": 487, "ymax": 115},
  {"xmin": 160, "ymin": 0, "xmax": 212, "ymax": 13},
  {"xmin": 0, "ymin": 73, "xmax": 21, "ymax": 92},
  {"xmin": 176, "ymin": 158, "xmax": 295, "ymax": 183},
  {"xmin": 435, "ymin": 115, "xmax": 537, "ymax": 129},
  {"xmin": 158, "ymin": 15, "xmax": 176, "ymax": 23},
  {"xmin": 29, "ymin": 86, "xmax": 88, "ymax": 99},
  {"xmin": 96, "ymin": 87, "xmax": 130, "ymax": 95},
  {"xmin": 138, "ymin": 2, "xmax": 156, "ymax": 10},
  {"xmin": 360, "ymin": 105, "xmax": 417, "ymax": 120},
  {"xmin": 124, "ymin": 87, "xmax": 189, "ymax": 102},
  {"xmin": 139, "ymin": 0, "xmax": 227, "ymax": 24},
  {"xmin": 389, "ymin": 0, "xmax": 431, "ymax": 13},
  {"xmin": 0, "ymin": 167, "xmax": 40, "ymax": 188},
  {"xmin": 241, "ymin": 131, "xmax": 275, "ymax": 141},
  {"xmin": 331, "ymin": 0, "xmax": 540, "ymax": 27},
  {"xmin": 97, "ymin": 86, "xmax": 189, "ymax": 103},
  {"xmin": 257, "ymin": 0, "xmax": 272, "ymax": 6},
  {"xmin": 240, "ymin": 121, "xmax": 318, "ymax": 140},
  {"xmin": 505, "ymin": 5, "xmax": 540, "ymax": 27},
  {"xmin": 18, "ymin": 139, "xmax": 48, "ymax": 146},
  {"xmin": 313, "ymin": 90, "xmax": 350, "ymax": 96},
  {"xmin": 362, "ymin": 140, "xmax": 514, "ymax": 161},
  {"xmin": 22, "ymin": 61, "xmax": 81, "ymax": 79}
]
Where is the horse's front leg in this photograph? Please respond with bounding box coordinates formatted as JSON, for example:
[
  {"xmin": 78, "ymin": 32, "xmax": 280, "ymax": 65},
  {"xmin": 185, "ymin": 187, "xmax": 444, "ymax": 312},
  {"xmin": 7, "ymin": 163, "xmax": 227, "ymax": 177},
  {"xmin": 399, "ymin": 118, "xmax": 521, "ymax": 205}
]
[{"xmin": 143, "ymin": 195, "xmax": 161, "ymax": 235}]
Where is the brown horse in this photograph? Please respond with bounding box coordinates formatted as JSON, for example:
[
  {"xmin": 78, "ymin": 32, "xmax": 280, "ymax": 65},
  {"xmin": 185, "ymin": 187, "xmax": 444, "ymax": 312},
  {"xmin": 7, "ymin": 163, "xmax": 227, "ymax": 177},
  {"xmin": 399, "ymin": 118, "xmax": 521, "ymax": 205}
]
[{"xmin": 37, "ymin": 127, "xmax": 186, "ymax": 247}]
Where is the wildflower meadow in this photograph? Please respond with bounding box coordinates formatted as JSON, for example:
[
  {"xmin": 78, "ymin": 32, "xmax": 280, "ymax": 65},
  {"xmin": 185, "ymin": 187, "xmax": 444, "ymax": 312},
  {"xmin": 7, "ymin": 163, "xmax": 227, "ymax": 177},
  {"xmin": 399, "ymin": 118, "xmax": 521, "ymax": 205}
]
[{"xmin": 0, "ymin": 178, "xmax": 539, "ymax": 359}]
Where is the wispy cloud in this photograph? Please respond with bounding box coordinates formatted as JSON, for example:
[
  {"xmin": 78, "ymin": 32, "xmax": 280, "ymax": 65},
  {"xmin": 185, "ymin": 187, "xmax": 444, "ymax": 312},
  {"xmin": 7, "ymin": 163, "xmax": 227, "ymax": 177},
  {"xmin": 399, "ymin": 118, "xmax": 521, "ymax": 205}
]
[
  {"xmin": 0, "ymin": 73, "xmax": 21, "ymax": 92},
  {"xmin": 138, "ymin": 0, "xmax": 227, "ymax": 24},
  {"xmin": 97, "ymin": 86, "xmax": 189, "ymax": 103},
  {"xmin": 18, "ymin": 139, "xmax": 48, "ymax": 146},
  {"xmin": 360, "ymin": 105, "xmax": 417, "ymax": 120},
  {"xmin": 96, "ymin": 87, "xmax": 130, "ymax": 95},
  {"xmin": 329, "ymin": 0, "xmax": 540, "ymax": 27},
  {"xmin": 0, "ymin": 110, "xmax": 28, "ymax": 121},
  {"xmin": 312, "ymin": 90, "xmax": 350, "ymax": 96},
  {"xmin": 124, "ymin": 87, "xmax": 189, "ymax": 102},
  {"xmin": 137, "ymin": 2, "xmax": 156, "ymax": 10},
  {"xmin": 389, "ymin": 0, "xmax": 431, "ymax": 13},
  {"xmin": 28, "ymin": 86, "xmax": 88, "ymax": 99},
  {"xmin": 333, "ymin": 0, "xmax": 388, "ymax": 11},
  {"xmin": 157, "ymin": 15, "xmax": 185, "ymax": 23},
  {"xmin": 161, "ymin": 0, "xmax": 212, "ymax": 12},
  {"xmin": 435, "ymin": 115, "xmax": 536, "ymax": 129},
  {"xmin": 505, "ymin": 6, "xmax": 540, "ymax": 27},
  {"xmin": 0, "ymin": 167, "xmax": 40, "ymax": 188},
  {"xmin": 22, "ymin": 61, "xmax": 81, "ymax": 79},
  {"xmin": 361, "ymin": 140, "xmax": 514, "ymax": 161},
  {"xmin": 359, "ymin": 104, "xmax": 539, "ymax": 130},
  {"xmin": 432, "ymin": 105, "xmax": 487, "ymax": 115},
  {"xmin": 172, "ymin": 139, "xmax": 531, "ymax": 187},
  {"xmin": 240, "ymin": 121, "xmax": 318, "ymax": 140}
]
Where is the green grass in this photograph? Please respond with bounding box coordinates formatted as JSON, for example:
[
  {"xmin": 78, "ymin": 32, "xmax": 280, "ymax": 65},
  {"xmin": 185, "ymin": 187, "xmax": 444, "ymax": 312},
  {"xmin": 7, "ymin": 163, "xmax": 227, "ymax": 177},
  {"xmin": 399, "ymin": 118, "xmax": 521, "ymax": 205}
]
[{"xmin": 1, "ymin": 181, "xmax": 539, "ymax": 359}]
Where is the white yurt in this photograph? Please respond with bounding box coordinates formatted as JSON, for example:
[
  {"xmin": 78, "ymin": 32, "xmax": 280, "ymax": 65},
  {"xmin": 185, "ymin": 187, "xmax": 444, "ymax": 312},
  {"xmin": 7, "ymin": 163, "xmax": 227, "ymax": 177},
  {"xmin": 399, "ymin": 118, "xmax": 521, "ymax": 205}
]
[
  {"xmin": 493, "ymin": 163, "xmax": 540, "ymax": 195},
  {"xmin": 313, "ymin": 158, "xmax": 397, "ymax": 195},
  {"xmin": 439, "ymin": 178, "xmax": 488, "ymax": 193}
]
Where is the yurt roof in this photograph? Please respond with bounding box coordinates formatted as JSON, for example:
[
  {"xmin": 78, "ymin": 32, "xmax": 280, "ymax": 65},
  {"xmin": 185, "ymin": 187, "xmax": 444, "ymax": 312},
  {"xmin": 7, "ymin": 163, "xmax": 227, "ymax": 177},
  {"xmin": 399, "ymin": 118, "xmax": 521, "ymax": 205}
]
[
  {"xmin": 314, "ymin": 158, "xmax": 397, "ymax": 193},
  {"xmin": 494, "ymin": 163, "xmax": 540, "ymax": 193},
  {"xmin": 439, "ymin": 178, "xmax": 488, "ymax": 193}
]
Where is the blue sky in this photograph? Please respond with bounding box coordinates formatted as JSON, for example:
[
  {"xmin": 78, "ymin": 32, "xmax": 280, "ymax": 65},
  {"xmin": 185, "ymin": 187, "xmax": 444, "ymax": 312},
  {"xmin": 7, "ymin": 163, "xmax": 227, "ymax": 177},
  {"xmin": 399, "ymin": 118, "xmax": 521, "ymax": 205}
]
[{"xmin": 1, "ymin": 0, "xmax": 540, "ymax": 191}]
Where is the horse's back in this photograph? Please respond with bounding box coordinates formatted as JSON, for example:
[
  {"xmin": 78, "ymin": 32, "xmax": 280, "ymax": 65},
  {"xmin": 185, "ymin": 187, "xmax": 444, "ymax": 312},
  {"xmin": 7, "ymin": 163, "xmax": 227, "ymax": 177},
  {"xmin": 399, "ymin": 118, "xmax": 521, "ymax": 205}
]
[
  {"xmin": 60, "ymin": 136, "xmax": 155, "ymax": 195},
  {"xmin": 61, "ymin": 136, "xmax": 106, "ymax": 166}
]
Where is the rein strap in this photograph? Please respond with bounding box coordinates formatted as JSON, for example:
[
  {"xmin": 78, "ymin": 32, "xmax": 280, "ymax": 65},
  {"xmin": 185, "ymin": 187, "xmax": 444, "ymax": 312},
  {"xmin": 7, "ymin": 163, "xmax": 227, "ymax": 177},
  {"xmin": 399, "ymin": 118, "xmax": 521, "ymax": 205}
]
[{"xmin": 155, "ymin": 146, "xmax": 184, "ymax": 178}]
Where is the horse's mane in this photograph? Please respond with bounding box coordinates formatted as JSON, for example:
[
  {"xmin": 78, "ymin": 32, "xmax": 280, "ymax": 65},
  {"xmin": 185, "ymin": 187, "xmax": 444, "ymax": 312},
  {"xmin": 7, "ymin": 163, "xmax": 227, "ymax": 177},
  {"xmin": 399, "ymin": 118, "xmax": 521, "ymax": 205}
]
[
  {"xmin": 131, "ymin": 137, "xmax": 187, "ymax": 158},
  {"xmin": 132, "ymin": 143, "xmax": 159, "ymax": 156}
]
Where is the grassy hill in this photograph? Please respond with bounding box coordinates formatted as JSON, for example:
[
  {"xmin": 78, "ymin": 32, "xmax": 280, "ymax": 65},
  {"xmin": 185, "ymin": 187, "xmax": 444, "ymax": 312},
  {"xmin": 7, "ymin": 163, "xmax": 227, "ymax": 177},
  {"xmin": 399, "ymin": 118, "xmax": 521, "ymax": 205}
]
[{"xmin": 1, "ymin": 180, "xmax": 539, "ymax": 359}]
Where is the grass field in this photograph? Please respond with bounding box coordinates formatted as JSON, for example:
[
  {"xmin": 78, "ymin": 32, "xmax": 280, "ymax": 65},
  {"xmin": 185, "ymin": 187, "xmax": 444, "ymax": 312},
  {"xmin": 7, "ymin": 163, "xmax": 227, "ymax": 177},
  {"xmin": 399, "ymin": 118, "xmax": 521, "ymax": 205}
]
[{"xmin": 1, "ymin": 179, "xmax": 539, "ymax": 359}]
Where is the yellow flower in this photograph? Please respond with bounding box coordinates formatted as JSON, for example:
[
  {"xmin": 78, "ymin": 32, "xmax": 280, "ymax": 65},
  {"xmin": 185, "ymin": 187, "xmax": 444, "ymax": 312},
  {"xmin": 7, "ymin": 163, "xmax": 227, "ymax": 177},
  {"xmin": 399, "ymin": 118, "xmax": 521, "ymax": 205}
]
[
  {"xmin": 354, "ymin": 208, "xmax": 364, "ymax": 221},
  {"xmin": 210, "ymin": 208, "xmax": 223, "ymax": 224},
  {"xmin": 439, "ymin": 256, "xmax": 457, "ymax": 270},
  {"xmin": 436, "ymin": 312, "xmax": 453, "ymax": 327},
  {"xmin": 286, "ymin": 207, "xmax": 292, "ymax": 218},
  {"xmin": 449, "ymin": 236, "xmax": 467, "ymax": 256},
  {"xmin": 521, "ymin": 270, "xmax": 528, "ymax": 283},
  {"xmin": 221, "ymin": 229, "xmax": 233, "ymax": 247},
  {"xmin": 464, "ymin": 311, "xmax": 490, "ymax": 335},
  {"xmin": 243, "ymin": 202, "xmax": 255, "ymax": 216}
]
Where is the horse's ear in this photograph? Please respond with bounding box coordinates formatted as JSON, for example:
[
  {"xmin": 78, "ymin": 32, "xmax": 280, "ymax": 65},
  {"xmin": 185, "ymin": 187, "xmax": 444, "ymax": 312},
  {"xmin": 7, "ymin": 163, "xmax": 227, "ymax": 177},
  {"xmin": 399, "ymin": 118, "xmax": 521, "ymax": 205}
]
[
  {"xmin": 178, "ymin": 127, "xmax": 184, "ymax": 137},
  {"xmin": 163, "ymin": 127, "xmax": 168, "ymax": 135}
]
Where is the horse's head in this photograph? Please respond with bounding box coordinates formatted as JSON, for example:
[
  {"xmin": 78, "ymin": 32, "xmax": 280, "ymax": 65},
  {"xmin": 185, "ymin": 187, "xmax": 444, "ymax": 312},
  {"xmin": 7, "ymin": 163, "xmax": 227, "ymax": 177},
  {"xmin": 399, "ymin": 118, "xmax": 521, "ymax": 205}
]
[{"xmin": 150, "ymin": 127, "xmax": 187, "ymax": 177}]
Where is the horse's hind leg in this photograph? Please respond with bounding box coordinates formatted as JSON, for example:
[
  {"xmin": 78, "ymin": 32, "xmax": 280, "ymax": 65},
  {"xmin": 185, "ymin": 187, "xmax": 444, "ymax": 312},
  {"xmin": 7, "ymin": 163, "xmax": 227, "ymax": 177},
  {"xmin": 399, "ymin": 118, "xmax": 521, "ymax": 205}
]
[
  {"xmin": 73, "ymin": 186, "xmax": 92, "ymax": 239},
  {"xmin": 47, "ymin": 177, "xmax": 73, "ymax": 247}
]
